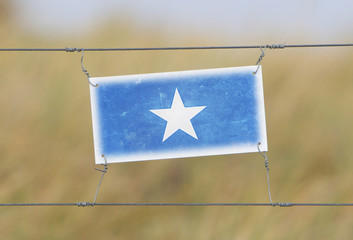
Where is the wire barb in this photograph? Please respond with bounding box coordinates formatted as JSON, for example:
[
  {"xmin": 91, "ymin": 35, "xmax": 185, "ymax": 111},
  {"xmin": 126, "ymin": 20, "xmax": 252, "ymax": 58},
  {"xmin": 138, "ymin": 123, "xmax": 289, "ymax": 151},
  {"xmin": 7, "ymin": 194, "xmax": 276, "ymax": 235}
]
[
  {"xmin": 80, "ymin": 49, "xmax": 98, "ymax": 87},
  {"xmin": 266, "ymin": 44, "xmax": 286, "ymax": 49},
  {"xmin": 274, "ymin": 202, "xmax": 294, "ymax": 207},
  {"xmin": 65, "ymin": 47, "xmax": 82, "ymax": 52},
  {"xmin": 77, "ymin": 201, "xmax": 94, "ymax": 207},
  {"xmin": 92, "ymin": 154, "xmax": 108, "ymax": 205}
]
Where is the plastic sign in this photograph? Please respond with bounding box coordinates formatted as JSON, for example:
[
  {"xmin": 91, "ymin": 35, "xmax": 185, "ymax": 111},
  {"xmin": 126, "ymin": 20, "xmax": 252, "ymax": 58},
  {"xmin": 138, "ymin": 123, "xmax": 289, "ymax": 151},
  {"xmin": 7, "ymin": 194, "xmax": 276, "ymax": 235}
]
[{"xmin": 90, "ymin": 66, "xmax": 267, "ymax": 164}]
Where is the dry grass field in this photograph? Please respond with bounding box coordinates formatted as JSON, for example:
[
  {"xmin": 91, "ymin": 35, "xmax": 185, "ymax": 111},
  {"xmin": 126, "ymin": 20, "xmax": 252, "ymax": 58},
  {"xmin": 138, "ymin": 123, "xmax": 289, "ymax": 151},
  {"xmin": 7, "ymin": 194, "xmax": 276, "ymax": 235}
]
[{"xmin": 0, "ymin": 10, "xmax": 353, "ymax": 239}]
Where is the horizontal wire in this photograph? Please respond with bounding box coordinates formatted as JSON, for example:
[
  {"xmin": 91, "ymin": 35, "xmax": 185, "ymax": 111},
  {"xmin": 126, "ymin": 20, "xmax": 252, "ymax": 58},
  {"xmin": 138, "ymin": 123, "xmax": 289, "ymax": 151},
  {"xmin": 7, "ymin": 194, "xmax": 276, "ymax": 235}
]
[
  {"xmin": 1, "ymin": 202, "xmax": 353, "ymax": 207},
  {"xmin": 1, "ymin": 42, "xmax": 352, "ymax": 208},
  {"xmin": 0, "ymin": 43, "xmax": 352, "ymax": 52}
]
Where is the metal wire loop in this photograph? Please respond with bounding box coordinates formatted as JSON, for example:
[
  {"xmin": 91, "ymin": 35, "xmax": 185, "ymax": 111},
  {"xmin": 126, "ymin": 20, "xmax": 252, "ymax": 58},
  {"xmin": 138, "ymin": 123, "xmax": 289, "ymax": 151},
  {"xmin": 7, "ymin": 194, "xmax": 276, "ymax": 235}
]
[
  {"xmin": 253, "ymin": 46, "xmax": 267, "ymax": 75},
  {"xmin": 93, "ymin": 154, "xmax": 108, "ymax": 205},
  {"xmin": 81, "ymin": 49, "xmax": 98, "ymax": 87},
  {"xmin": 95, "ymin": 154, "xmax": 108, "ymax": 173},
  {"xmin": 257, "ymin": 142, "xmax": 274, "ymax": 205}
]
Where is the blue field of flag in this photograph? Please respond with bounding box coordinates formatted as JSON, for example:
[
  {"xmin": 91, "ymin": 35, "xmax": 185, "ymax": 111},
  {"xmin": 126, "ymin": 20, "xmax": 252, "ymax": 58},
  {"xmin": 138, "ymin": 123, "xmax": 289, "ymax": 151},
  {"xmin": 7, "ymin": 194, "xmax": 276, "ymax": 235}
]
[{"xmin": 90, "ymin": 66, "xmax": 267, "ymax": 164}]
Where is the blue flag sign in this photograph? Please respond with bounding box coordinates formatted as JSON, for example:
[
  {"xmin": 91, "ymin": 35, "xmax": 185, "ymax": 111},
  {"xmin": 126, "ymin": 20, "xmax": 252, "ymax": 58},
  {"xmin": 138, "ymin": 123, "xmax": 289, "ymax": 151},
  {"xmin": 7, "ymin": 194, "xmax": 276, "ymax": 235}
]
[{"xmin": 90, "ymin": 66, "xmax": 267, "ymax": 164}]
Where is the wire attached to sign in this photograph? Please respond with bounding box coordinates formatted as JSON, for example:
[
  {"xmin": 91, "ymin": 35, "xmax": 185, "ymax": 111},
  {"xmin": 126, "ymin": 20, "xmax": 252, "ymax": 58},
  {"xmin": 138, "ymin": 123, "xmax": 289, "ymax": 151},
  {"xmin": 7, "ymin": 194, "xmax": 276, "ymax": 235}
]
[
  {"xmin": 257, "ymin": 142, "xmax": 274, "ymax": 205},
  {"xmin": 80, "ymin": 49, "xmax": 98, "ymax": 87},
  {"xmin": 92, "ymin": 154, "xmax": 108, "ymax": 205},
  {"xmin": 253, "ymin": 46, "xmax": 267, "ymax": 75}
]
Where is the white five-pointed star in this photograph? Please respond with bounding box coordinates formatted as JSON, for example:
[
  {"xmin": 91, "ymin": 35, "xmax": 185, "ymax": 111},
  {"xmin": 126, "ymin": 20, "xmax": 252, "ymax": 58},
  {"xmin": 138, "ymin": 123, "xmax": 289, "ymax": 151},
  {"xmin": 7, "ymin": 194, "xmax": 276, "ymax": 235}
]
[{"xmin": 150, "ymin": 89, "xmax": 206, "ymax": 142}]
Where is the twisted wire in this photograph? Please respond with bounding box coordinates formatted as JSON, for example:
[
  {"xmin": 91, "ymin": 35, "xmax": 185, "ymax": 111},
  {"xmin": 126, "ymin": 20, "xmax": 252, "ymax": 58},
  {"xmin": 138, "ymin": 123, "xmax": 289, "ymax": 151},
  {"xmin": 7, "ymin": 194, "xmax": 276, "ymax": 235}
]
[{"xmin": 0, "ymin": 43, "xmax": 352, "ymax": 52}]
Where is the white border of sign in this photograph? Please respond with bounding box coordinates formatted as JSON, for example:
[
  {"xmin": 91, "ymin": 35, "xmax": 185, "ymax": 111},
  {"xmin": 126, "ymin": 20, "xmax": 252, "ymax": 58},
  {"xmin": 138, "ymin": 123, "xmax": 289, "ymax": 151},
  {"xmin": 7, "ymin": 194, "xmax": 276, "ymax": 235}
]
[{"xmin": 90, "ymin": 66, "xmax": 267, "ymax": 164}]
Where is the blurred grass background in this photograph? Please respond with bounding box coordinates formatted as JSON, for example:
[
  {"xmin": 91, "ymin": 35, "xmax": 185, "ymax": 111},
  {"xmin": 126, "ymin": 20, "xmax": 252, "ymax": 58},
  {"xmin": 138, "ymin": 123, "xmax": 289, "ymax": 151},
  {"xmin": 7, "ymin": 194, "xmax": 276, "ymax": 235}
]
[{"xmin": 1, "ymin": 1, "xmax": 353, "ymax": 239}]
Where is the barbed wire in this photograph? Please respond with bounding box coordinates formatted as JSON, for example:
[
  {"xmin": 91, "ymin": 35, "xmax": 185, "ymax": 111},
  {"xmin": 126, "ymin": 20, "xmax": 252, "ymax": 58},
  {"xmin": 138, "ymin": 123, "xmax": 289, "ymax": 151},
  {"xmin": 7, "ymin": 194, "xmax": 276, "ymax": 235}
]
[
  {"xmin": 0, "ymin": 43, "xmax": 352, "ymax": 52},
  {"xmin": 1, "ymin": 202, "xmax": 353, "ymax": 207},
  {"xmin": 1, "ymin": 42, "xmax": 352, "ymax": 208}
]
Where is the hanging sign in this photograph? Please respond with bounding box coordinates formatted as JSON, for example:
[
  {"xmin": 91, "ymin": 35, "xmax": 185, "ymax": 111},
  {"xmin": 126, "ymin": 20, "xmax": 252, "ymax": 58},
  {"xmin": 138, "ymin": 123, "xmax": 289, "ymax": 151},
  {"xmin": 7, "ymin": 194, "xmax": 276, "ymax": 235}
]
[{"xmin": 90, "ymin": 66, "xmax": 267, "ymax": 164}]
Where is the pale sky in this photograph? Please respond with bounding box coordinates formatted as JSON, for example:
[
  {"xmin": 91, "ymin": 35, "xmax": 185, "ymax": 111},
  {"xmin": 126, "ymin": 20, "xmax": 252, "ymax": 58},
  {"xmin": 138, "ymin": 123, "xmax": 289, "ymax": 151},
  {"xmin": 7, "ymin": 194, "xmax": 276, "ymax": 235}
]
[{"xmin": 10, "ymin": 0, "xmax": 353, "ymax": 42}]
